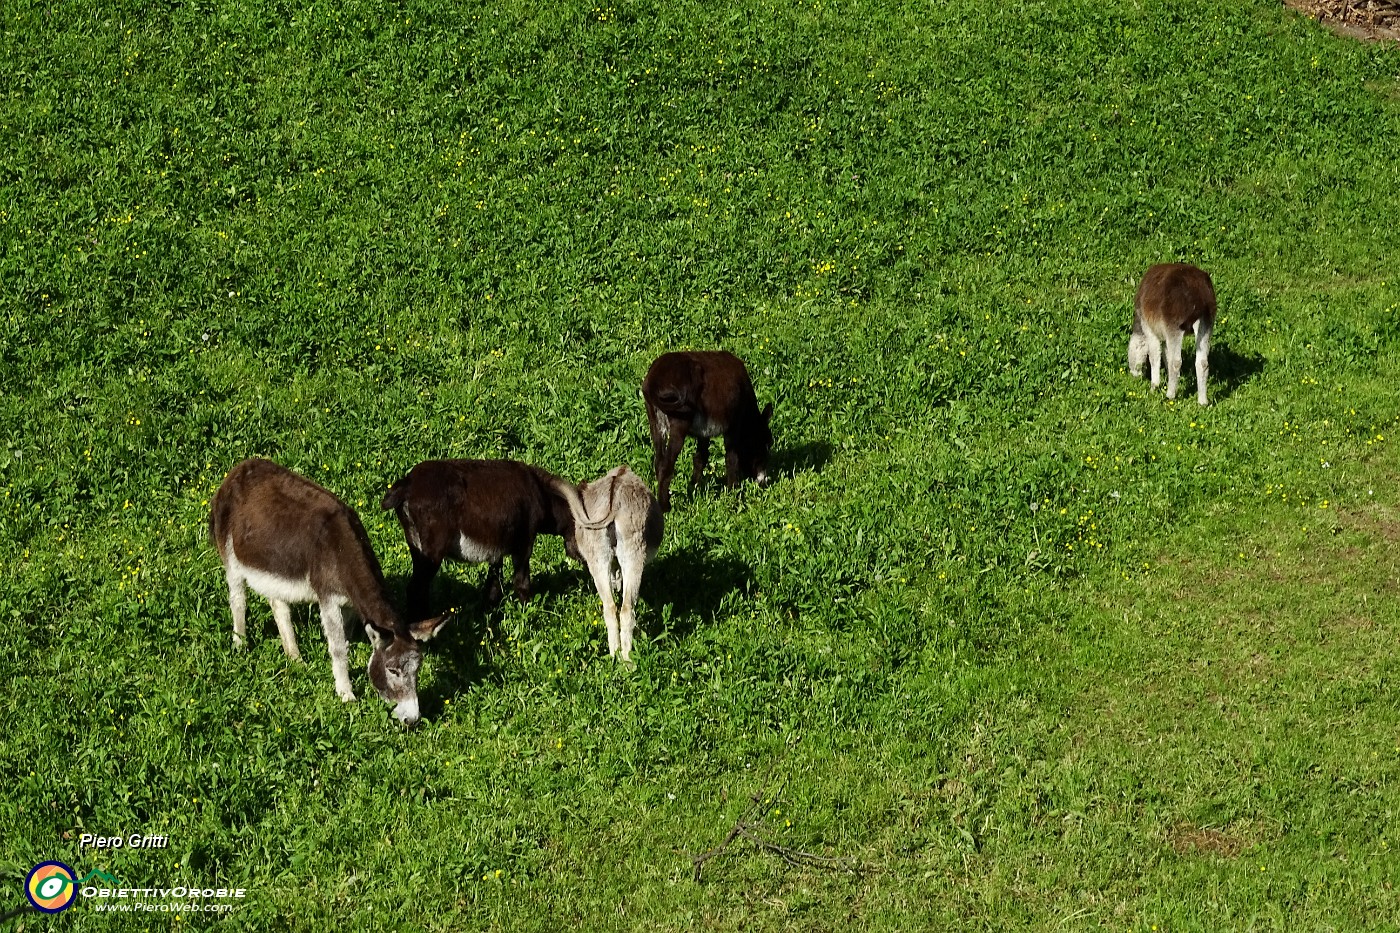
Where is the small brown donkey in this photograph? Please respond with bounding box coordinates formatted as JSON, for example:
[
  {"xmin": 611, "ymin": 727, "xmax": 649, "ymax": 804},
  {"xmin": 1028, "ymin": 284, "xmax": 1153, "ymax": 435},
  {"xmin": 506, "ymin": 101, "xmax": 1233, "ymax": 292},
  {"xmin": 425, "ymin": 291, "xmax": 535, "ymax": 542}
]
[
  {"xmin": 1129, "ymin": 263, "xmax": 1217, "ymax": 406},
  {"xmin": 380, "ymin": 459, "xmax": 576, "ymax": 620},
  {"xmin": 550, "ymin": 466, "xmax": 664, "ymax": 661},
  {"xmin": 642, "ymin": 350, "xmax": 773, "ymax": 511},
  {"xmin": 210, "ymin": 459, "xmax": 451, "ymax": 725}
]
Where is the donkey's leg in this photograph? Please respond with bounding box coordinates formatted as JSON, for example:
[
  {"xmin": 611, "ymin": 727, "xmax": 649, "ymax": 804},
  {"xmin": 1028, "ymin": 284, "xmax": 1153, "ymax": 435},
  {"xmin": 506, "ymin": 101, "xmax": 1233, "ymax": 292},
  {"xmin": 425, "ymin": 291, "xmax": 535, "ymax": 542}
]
[
  {"xmin": 1164, "ymin": 329, "xmax": 1185, "ymax": 400},
  {"xmin": 1147, "ymin": 335, "xmax": 1163, "ymax": 390},
  {"xmin": 1128, "ymin": 330, "xmax": 1149, "ymax": 379},
  {"xmin": 1194, "ymin": 320, "xmax": 1212, "ymax": 406},
  {"xmin": 584, "ymin": 542, "xmax": 622, "ymax": 658},
  {"xmin": 615, "ymin": 544, "xmax": 648, "ymax": 663},
  {"xmin": 509, "ymin": 541, "xmax": 535, "ymax": 602},
  {"xmin": 227, "ymin": 570, "xmax": 249, "ymax": 650},
  {"xmin": 484, "ymin": 558, "xmax": 506, "ymax": 605},
  {"xmin": 318, "ymin": 600, "xmax": 357, "ymax": 702},
  {"xmin": 655, "ymin": 418, "xmax": 690, "ymax": 512},
  {"xmin": 646, "ymin": 401, "xmax": 668, "ymax": 477},
  {"xmin": 271, "ymin": 599, "xmax": 301, "ymax": 661},
  {"xmin": 406, "ymin": 548, "xmax": 442, "ymax": 622},
  {"xmin": 690, "ymin": 437, "xmax": 711, "ymax": 490}
]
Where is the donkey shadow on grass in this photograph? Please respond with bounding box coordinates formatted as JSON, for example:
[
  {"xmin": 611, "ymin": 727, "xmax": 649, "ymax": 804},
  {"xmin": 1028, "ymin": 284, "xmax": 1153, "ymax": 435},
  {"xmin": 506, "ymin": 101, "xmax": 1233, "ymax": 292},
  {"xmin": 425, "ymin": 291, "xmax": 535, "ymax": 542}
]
[
  {"xmin": 1210, "ymin": 342, "xmax": 1265, "ymax": 403},
  {"xmin": 386, "ymin": 564, "xmax": 579, "ymax": 703},
  {"xmin": 1129, "ymin": 340, "xmax": 1264, "ymax": 406},
  {"xmin": 684, "ymin": 439, "xmax": 833, "ymax": 508},
  {"xmin": 770, "ymin": 440, "xmax": 834, "ymax": 479},
  {"xmin": 640, "ymin": 544, "xmax": 754, "ymax": 647},
  {"xmin": 397, "ymin": 545, "xmax": 750, "ymax": 714}
]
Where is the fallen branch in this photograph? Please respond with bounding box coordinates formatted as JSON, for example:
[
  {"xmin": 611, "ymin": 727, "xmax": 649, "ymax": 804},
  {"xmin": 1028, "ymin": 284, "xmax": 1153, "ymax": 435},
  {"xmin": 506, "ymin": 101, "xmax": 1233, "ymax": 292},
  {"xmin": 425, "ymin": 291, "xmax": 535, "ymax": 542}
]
[
  {"xmin": 733, "ymin": 824, "xmax": 859, "ymax": 873},
  {"xmin": 691, "ymin": 770, "xmax": 862, "ymax": 882},
  {"xmin": 0, "ymin": 903, "xmax": 34, "ymax": 924}
]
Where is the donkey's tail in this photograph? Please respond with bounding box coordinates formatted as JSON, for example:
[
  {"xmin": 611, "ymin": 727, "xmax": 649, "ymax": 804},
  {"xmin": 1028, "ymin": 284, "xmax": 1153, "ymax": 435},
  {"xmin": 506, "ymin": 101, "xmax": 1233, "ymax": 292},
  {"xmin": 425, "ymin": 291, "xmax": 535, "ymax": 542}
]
[
  {"xmin": 380, "ymin": 476, "xmax": 411, "ymax": 512},
  {"xmin": 553, "ymin": 476, "xmax": 617, "ymax": 531}
]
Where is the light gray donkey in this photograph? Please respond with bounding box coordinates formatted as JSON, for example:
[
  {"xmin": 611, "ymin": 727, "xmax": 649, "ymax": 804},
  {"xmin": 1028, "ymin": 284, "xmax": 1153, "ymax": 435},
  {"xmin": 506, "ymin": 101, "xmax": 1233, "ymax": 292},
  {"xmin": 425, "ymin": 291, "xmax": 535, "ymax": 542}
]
[{"xmin": 552, "ymin": 466, "xmax": 664, "ymax": 661}]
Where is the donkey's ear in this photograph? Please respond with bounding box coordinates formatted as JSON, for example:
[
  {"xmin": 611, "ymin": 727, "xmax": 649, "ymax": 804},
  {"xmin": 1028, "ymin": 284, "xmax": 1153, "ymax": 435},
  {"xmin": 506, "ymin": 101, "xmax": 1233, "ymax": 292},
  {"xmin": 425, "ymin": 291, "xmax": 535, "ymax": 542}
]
[
  {"xmin": 409, "ymin": 611, "xmax": 454, "ymax": 643},
  {"xmin": 761, "ymin": 402, "xmax": 773, "ymax": 424},
  {"xmin": 365, "ymin": 622, "xmax": 394, "ymax": 648}
]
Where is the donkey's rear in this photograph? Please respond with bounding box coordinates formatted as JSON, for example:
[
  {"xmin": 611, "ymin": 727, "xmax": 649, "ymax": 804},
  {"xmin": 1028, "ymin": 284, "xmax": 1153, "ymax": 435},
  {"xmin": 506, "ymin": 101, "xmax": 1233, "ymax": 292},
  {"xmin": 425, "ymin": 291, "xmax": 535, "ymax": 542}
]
[
  {"xmin": 642, "ymin": 350, "xmax": 773, "ymax": 511},
  {"xmin": 1129, "ymin": 263, "xmax": 1217, "ymax": 406},
  {"xmin": 551, "ymin": 466, "xmax": 664, "ymax": 662}
]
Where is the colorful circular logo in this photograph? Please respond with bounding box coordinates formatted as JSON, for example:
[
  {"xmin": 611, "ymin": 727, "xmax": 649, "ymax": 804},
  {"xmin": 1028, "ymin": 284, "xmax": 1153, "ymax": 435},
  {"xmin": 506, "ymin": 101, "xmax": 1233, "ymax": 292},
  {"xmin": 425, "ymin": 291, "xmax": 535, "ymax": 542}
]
[{"xmin": 25, "ymin": 861, "xmax": 78, "ymax": 913}]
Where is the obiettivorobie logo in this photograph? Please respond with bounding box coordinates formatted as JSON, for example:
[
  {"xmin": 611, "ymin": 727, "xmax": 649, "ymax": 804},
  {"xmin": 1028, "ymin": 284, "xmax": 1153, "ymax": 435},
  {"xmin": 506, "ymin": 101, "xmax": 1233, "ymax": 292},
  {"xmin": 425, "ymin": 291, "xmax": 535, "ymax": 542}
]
[
  {"xmin": 24, "ymin": 862, "xmax": 119, "ymax": 914},
  {"xmin": 22, "ymin": 862, "xmax": 247, "ymax": 916}
]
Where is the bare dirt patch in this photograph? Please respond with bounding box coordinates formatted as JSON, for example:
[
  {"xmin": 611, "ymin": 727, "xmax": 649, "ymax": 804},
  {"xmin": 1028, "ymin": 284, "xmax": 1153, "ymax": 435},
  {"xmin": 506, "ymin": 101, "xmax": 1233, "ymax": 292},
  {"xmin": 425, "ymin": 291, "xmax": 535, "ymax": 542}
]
[
  {"xmin": 1285, "ymin": 0, "xmax": 1400, "ymax": 42},
  {"xmin": 1167, "ymin": 823, "xmax": 1252, "ymax": 859},
  {"xmin": 1339, "ymin": 503, "xmax": 1400, "ymax": 547},
  {"xmin": 1336, "ymin": 502, "xmax": 1400, "ymax": 602}
]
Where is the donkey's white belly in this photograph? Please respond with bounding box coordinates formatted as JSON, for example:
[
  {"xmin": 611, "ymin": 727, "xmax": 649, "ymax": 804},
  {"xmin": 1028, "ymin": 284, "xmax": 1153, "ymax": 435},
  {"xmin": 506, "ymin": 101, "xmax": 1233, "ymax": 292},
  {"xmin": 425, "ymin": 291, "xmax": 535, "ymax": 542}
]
[
  {"xmin": 691, "ymin": 414, "xmax": 723, "ymax": 438},
  {"xmin": 226, "ymin": 546, "xmax": 319, "ymax": 604},
  {"xmin": 457, "ymin": 533, "xmax": 501, "ymax": 563}
]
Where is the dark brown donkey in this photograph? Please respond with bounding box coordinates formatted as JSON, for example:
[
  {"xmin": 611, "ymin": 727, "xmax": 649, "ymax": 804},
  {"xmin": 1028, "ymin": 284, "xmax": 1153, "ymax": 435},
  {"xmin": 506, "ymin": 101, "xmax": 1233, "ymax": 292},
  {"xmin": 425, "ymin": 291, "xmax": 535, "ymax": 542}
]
[
  {"xmin": 1129, "ymin": 263, "xmax": 1217, "ymax": 406},
  {"xmin": 642, "ymin": 350, "xmax": 773, "ymax": 511},
  {"xmin": 380, "ymin": 459, "xmax": 576, "ymax": 619},
  {"xmin": 210, "ymin": 458, "xmax": 451, "ymax": 725}
]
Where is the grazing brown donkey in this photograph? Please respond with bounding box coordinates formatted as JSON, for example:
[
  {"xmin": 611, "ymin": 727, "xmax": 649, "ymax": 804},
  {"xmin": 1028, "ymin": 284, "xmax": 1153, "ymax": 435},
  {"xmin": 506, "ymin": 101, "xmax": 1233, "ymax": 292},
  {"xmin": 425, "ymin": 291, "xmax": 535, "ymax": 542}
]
[
  {"xmin": 1129, "ymin": 263, "xmax": 1217, "ymax": 406},
  {"xmin": 550, "ymin": 466, "xmax": 664, "ymax": 661},
  {"xmin": 380, "ymin": 459, "xmax": 576, "ymax": 619},
  {"xmin": 210, "ymin": 458, "xmax": 450, "ymax": 725},
  {"xmin": 642, "ymin": 350, "xmax": 773, "ymax": 511}
]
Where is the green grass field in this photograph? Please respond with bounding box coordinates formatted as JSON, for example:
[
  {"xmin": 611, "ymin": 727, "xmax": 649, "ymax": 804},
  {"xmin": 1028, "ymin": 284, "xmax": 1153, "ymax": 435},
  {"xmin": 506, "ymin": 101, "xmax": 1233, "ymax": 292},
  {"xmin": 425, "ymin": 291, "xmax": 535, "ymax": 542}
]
[{"xmin": 2, "ymin": 0, "xmax": 1399, "ymax": 928}]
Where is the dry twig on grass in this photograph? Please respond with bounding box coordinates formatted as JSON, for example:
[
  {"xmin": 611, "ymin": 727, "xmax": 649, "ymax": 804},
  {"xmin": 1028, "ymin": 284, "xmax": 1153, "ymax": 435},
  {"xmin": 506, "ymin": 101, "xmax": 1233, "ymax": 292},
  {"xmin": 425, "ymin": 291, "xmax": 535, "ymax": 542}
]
[{"xmin": 691, "ymin": 770, "xmax": 863, "ymax": 883}]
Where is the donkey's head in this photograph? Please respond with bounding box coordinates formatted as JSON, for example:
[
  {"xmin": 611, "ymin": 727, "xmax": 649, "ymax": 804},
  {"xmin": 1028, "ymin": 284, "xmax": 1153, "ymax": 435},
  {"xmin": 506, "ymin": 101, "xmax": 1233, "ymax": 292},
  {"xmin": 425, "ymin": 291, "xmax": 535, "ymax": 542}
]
[
  {"xmin": 730, "ymin": 402, "xmax": 775, "ymax": 487},
  {"xmin": 365, "ymin": 614, "xmax": 453, "ymax": 726}
]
